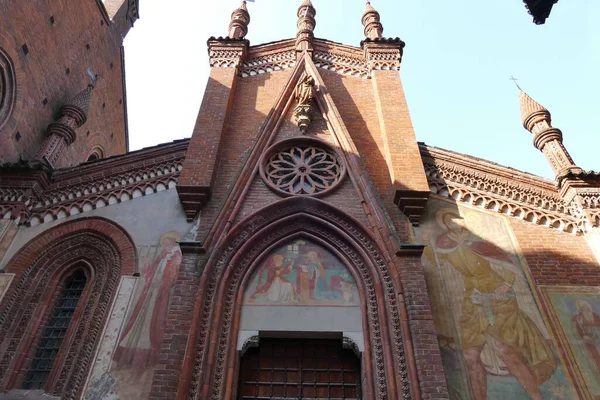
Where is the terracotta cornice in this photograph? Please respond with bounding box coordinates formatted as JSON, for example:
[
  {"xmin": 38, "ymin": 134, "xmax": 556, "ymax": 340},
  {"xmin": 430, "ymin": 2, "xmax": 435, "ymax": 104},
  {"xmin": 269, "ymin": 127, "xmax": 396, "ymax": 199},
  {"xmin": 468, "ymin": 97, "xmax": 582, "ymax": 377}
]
[
  {"xmin": 0, "ymin": 140, "xmax": 188, "ymax": 227},
  {"xmin": 420, "ymin": 143, "xmax": 582, "ymax": 234},
  {"xmin": 420, "ymin": 144, "xmax": 558, "ymax": 192},
  {"xmin": 240, "ymin": 38, "xmax": 371, "ymax": 79},
  {"xmin": 52, "ymin": 139, "xmax": 188, "ymax": 184}
]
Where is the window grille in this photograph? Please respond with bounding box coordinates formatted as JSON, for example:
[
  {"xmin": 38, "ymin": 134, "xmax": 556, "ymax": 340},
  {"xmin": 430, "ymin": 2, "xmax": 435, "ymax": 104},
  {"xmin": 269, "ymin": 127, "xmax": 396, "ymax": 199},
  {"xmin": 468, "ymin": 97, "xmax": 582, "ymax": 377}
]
[{"xmin": 22, "ymin": 269, "xmax": 87, "ymax": 390}]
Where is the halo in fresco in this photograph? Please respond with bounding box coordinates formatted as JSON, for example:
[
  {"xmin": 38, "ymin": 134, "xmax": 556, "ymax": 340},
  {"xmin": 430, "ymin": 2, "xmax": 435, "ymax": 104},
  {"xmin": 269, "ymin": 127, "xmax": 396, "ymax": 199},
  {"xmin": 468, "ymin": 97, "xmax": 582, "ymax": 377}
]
[{"xmin": 244, "ymin": 240, "xmax": 359, "ymax": 307}]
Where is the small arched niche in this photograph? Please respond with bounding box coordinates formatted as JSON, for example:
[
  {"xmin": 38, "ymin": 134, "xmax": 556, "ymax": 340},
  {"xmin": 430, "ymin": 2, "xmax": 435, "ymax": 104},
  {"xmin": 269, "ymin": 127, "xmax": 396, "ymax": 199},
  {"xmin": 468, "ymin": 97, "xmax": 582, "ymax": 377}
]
[
  {"xmin": 0, "ymin": 47, "xmax": 16, "ymax": 131},
  {"xmin": 239, "ymin": 239, "xmax": 363, "ymax": 337}
]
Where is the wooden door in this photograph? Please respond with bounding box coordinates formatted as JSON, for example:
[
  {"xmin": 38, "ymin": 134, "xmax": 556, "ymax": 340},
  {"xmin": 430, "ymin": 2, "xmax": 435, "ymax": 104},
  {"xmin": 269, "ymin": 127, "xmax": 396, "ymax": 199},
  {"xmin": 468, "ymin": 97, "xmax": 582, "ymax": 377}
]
[{"xmin": 237, "ymin": 338, "xmax": 362, "ymax": 399}]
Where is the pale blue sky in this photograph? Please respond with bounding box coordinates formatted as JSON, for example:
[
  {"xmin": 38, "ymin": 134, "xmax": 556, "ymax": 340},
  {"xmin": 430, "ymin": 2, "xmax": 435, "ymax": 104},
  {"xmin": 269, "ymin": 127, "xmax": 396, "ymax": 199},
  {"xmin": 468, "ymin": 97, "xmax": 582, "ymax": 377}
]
[{"xmin": 124, "ymin": 0, "xmax": 599, "ymax": 180}]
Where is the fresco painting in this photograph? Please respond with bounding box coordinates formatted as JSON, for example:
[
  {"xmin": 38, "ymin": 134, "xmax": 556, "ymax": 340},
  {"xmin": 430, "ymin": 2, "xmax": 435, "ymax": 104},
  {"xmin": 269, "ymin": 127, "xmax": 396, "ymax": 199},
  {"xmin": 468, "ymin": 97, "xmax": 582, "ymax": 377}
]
[
  {"xmin": 541, "ymin": 286, "xmax": 600, "ymax": 399},
  {"xmin": 84, "ymin": 231, "xmax": 183, "ymax": 400},
  {"xmin": 244, "ymin": 240, "xmax": 359, "ymax": 307},
  {"xmin": 416, "ymin": 198, "xmax": 575, "ymax": 400}
]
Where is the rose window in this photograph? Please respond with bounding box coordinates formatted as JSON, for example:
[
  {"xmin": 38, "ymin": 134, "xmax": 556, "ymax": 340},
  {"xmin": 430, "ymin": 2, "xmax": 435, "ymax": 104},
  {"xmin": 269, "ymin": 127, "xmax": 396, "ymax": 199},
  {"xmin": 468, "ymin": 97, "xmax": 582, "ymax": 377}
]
[{"xmin": 261, "ymin": 140, "xmax": 345, "ymax": 196}]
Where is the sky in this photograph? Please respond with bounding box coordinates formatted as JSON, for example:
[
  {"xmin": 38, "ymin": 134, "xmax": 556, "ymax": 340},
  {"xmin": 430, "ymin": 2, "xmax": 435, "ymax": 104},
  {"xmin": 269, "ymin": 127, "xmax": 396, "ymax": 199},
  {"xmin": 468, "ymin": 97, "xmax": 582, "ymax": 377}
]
[{"xmin": 123, "ymin": 0, "xmax": 600, "ymax": 180}]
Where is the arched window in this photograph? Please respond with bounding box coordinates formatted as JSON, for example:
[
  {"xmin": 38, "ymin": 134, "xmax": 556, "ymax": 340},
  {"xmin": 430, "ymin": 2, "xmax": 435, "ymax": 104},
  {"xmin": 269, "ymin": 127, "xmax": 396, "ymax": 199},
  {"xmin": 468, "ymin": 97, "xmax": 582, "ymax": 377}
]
[
  {"xmin": 22, "ymin": 268, "xmax": 87, "ymax": 390},
  {"xmin": 0, "ymin": 47, "xmax": 17, "ymax": 131},
  {"xmin": 86, "ymin": 145, "xmax": 105, "ymax": 162},
  {"xmin": 0, "ymin": 218, "xmax": 137, "ymax": 398}
]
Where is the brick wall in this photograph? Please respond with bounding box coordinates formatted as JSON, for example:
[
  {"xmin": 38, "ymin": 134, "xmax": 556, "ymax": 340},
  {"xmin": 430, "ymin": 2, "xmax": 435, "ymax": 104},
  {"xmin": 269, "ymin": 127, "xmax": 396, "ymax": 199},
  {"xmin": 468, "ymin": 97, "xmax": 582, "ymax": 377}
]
[
  {"xmin": 0, "ymin": 0, "xmax": 129, "ymax": 167},
  {"xmin": 509, "ymin": 218, "xmax": 600, "ymax": 285}
]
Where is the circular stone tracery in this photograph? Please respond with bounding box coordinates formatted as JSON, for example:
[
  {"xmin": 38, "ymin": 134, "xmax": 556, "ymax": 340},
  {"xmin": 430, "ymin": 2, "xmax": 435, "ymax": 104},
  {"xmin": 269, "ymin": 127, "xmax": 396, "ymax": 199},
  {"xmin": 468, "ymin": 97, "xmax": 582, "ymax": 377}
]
[{"xmin": 260, "ymin": 139, "xmax": 345, "ymax": 197}]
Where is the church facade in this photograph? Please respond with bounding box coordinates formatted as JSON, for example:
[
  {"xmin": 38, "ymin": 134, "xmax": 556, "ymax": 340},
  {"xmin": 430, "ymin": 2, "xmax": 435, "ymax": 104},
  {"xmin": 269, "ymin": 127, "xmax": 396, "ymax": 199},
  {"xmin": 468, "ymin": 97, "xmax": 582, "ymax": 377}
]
[{"xmin": 1, "ymin": 1, "xmax": 599, "ymax": 400}]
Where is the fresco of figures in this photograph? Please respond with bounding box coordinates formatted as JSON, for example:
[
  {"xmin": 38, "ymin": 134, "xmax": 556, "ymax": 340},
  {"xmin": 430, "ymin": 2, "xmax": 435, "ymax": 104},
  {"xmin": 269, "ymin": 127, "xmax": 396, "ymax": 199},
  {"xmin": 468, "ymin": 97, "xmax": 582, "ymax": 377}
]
[
  {"xmin": 244, "ymin": 240, "xmax": 359, "ymax": 307},
  {"xmin": 541, "ymin": 287, "xmax": 600, "ymax": 399},
  {"xmin": 84, "ymin": 231, "xmax": 183, "ymax": 400},
  {"xmin": 416, "ymin": 198, "xmax": 575, "ymax": 400}
]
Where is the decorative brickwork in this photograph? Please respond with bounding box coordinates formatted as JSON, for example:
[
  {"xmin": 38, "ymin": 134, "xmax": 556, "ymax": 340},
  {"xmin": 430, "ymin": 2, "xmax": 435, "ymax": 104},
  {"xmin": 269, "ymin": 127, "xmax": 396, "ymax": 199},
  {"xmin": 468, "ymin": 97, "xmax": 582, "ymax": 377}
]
[
  {"xmin": 0, "ymin": 140, "xmax": 186, "ymax": 228},
  {"xmin": 182, "ymin": 198, "xmax": 412, "ymax": 400},
  {"xmin": 0, "ymin": 0, "xmax": 133, "ymax": 166},
  {"xmin": 0, "ymin": 217, "xmax": 136, "ymax": 399},
  {"xmin": 421, "ymin": 144, "xmax": 581, "ymax": 234},
  {"xmin": 260, "ymin": 138, "xmax": 345, "ymax": 196}
]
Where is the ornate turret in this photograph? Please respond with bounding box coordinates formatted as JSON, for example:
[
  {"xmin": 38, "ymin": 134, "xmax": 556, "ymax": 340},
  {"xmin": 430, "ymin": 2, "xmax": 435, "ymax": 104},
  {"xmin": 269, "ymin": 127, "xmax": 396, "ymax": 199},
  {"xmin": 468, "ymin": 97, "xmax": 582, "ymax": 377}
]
[
  {"xmin": 296, "ymin": 0, "xmax": 316, "ymax": 56},
  {"xmin": 228, "ymin": 0, "xmax": 250, "ymax": 40},
  {"xmin": 519, "ymin": 90, "xmax": 581, "ymax": 182},
  {"xmin": 362, "ymin": 1, "xmax": 384, "ymax": 40},
  {"xmin": 35, "ymin": 85, "xmax": 93, "ymax": 166}
]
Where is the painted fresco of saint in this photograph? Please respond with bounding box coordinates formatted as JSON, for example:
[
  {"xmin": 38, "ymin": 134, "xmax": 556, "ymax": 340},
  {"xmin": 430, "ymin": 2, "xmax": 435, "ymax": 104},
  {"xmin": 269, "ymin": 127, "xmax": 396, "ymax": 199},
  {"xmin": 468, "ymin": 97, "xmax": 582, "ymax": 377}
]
[
  {"xmin": 249, "ymin": 253, "xmax": 297, "ymax": 304},
  {"xmin": 113, "ymin": 232, "xmax": 182, "ymax": 371},
  {"xmin": 244, "ymin": 241, "xmax": 359, "ymax": 306},
  {"xmin": 572, "ymin": 299, "xmax": 600, "ymax": 378},
  {"xmin": 428, "ymin": 208, "xmax": 556, "ymax": 400}
]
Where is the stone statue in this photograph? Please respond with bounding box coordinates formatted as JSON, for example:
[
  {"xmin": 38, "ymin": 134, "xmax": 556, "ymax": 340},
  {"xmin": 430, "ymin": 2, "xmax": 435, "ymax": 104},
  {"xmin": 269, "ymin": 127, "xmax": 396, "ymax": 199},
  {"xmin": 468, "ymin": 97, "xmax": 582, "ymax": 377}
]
[{"xmin": 294, "ymin": 74, "xmax": 315, "ymax": 107}]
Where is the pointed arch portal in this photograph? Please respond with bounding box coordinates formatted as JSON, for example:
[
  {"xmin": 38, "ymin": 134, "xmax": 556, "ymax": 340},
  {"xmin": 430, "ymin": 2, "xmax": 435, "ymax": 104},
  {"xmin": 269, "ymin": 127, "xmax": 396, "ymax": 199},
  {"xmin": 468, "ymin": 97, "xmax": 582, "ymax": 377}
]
[{"xmin": 183, "ymin": 197, "xmax": 412, "ymax": 400}]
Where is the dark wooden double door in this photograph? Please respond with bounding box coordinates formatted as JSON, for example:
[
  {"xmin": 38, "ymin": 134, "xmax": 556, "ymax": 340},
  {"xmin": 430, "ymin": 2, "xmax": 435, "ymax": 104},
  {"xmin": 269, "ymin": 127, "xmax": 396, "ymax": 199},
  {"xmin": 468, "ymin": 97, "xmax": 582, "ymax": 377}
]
[{"xmin": 238, "ymin": 338, "xmax": 362, "ymax": 399}]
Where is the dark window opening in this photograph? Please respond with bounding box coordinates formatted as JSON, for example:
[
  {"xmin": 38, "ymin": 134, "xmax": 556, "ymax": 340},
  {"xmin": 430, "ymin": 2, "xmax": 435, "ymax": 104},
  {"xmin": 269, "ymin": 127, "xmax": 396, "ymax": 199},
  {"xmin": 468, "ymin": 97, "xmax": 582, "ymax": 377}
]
[
  {"xmin": 237, "ymin": 338, "xmax": 362, "ymax": 399},
  {"xmin": 87, "ymin": 153, "xmax": 99, "ymax": 162},
  {"xmin": 22, "ymin": 269, "xmax": 87, "ymax": 390}
]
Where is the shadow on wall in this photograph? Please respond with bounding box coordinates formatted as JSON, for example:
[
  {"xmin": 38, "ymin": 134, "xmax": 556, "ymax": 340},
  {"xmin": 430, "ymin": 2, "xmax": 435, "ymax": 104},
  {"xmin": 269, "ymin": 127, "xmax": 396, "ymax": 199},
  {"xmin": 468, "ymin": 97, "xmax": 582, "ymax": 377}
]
[{"xmin": 416, "ymin": 195, "xmax": 600, "ymax": 400}]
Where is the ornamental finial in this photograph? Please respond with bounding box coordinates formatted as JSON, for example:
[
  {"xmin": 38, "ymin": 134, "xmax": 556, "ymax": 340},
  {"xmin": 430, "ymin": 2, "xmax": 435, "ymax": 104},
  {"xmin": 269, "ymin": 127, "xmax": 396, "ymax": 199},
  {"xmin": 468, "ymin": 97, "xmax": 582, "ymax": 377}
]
[
  {"xmin": 296, "ymin": 0, "xmax": 316, "ymax": 53},
  {"xmin": 362, "ymin": 1, "xmax": 383, "ymax": 40},
  {"xmin": 518, "ymin": 89, "xmax": 550, "ymax": 133},
  {"xmin": 228, "ymin": 0, "xmax": 250, "ymax": 40}
]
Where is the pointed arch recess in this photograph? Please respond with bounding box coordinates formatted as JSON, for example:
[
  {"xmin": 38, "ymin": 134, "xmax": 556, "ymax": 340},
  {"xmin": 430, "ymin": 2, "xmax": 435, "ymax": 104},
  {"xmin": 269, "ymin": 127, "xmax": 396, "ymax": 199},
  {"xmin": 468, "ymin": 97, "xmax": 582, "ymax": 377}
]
[
  {"xmin": 0, "ymin": 47, "xmax": 16, "ymax": 131},
  {"xmin": 185, "ymin": 197, "xmax": 411, "ymax": 400},
  {"xmin": 0, "ymin": 217, "xmax": 137, "ymax": 399}
]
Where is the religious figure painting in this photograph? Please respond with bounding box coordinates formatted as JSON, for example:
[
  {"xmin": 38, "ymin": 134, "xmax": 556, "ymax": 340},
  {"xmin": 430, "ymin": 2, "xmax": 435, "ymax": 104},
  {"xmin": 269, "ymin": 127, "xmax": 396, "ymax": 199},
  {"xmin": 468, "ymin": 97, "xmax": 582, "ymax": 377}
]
[
  {"xmin": 416, "ymin": 197, "xmax": 575, "ymax": 400},
  {"xmin": 244, "ymin": 240, "xmax": 359, "ymax": 307},
  {"xmin": 540, "ymin": 286, "xmax": 600, "ymax": 399},
  {"xmin": 84, "ymin": 231, "xmax": 182, "ymax": 400}
]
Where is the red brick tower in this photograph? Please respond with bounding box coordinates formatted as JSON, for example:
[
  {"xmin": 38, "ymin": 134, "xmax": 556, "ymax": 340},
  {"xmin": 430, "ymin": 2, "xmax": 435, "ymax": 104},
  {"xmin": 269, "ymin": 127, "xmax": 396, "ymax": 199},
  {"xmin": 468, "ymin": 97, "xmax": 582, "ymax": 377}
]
[{"xmin": 0, "ymin": 0, "xmax": 139, "ymax": 168}]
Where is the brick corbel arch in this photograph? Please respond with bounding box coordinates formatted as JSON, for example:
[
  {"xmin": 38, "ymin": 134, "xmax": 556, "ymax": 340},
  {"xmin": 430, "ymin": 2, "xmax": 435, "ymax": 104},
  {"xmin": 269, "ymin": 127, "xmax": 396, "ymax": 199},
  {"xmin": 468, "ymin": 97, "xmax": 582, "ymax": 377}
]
[
  {"xmin": 182, "ymin": 197, "xmax": 412, "ymax": 400},
  {"xmin": 0, "ymin": 217, "xmax": 137, "ymax": 399}
]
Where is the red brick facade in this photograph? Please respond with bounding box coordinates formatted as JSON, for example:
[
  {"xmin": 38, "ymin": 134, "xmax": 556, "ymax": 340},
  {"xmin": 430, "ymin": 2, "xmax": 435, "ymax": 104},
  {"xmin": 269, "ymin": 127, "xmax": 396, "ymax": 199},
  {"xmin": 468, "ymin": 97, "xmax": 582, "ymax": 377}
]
[{"xmin": 0, "ymin": 1, "xmax": 599, "ymax": 400}]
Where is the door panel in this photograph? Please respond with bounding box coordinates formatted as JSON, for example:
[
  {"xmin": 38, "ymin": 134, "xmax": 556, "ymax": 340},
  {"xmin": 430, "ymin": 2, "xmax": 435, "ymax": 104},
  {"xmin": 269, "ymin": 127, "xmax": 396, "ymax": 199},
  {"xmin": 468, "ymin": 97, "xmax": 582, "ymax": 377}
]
[{"xmin": 238, "ymin": 338, "xmax": 361, "ymax": 399}]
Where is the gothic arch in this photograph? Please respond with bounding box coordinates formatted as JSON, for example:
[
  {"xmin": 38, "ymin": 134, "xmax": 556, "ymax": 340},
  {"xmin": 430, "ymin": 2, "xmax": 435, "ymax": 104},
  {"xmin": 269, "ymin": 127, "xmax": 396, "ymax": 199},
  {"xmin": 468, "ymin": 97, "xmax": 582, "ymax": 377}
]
[
  {"xmin": 185, "ymin": 197, "xmax": 411, "ymax": 400},
  {"xmin": 0, "ymin": 217, "xmax": 137, "ymax": 399},
  {"xmin": 0, "ymin": 47, "xmax": 16, "ymax": 131}
]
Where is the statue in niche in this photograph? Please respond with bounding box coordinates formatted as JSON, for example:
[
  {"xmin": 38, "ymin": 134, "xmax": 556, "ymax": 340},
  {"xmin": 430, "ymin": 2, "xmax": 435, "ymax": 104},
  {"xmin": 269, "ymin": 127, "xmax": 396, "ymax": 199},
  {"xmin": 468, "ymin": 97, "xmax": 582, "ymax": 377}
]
[
  {"xmin": 294, "ymin": 74, "xmax": 315, "ymax": 107},
  {"xmin": 293, "ymin": 74, "xmax": 315, "ymax": 133}
]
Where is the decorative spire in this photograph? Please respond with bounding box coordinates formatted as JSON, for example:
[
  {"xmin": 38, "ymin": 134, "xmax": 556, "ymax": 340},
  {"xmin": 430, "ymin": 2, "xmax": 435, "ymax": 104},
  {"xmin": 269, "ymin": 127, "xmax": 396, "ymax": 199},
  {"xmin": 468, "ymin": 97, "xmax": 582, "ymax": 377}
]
[
  {"xmin": 296, "ymin": 0, "xmax": 316, "ymax": 54},
  {"xmin": 362, "ymin": 1, "xmax": 384, "ymax": 40},
  {"xmin": 519, "ymin": 89, "xmax": 550, "ymax": 132},
  {"xmin": 518, "ymin": 89, "xmax": 580, "ymax": 181},
  {"xmin": 34, "ymin": 85, "xmax": 94, "ymax": 166},
  {"xmin": 61, "ymin": 84, "xmax": 94, "ymax": 127},
  {"xmin": 228, "ymin": 0, "xmax": 250, "ymax": 40}
]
